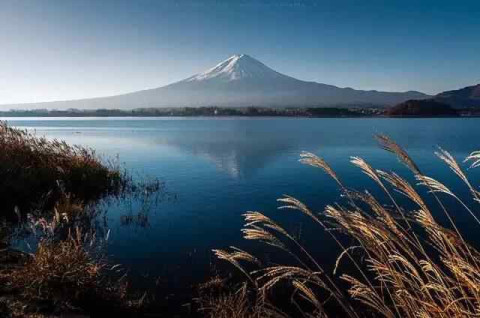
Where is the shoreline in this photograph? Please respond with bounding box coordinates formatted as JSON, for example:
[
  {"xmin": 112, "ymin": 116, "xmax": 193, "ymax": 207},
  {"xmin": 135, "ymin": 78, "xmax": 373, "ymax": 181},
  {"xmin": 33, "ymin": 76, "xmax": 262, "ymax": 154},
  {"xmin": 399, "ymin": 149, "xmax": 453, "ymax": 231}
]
[
  {"xmin": 0, "ymin": 106, "xmax": 478, "ymax": 119},
  {"xmin": 1, "ymin": 115, "xmax": 479, "ymax": 119}
]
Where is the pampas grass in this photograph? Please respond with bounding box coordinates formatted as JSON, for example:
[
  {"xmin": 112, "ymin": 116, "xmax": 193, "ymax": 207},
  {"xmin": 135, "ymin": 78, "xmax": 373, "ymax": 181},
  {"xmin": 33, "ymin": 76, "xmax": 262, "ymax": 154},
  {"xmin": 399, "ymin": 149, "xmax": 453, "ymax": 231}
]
[
  {"xmin": 0, "ymin": 197, "xmax": 144, "ymax": 317},
  {"xmin": 0, "ymin": 121, "xmax": 125, "ymax": 218},
  {"xmin": 208, "ymin": 136, "xmax": 480, "ymax": 317},
  {"xmin": 0, "ymin": 122, "xmax": 165, "ymax": 316}
]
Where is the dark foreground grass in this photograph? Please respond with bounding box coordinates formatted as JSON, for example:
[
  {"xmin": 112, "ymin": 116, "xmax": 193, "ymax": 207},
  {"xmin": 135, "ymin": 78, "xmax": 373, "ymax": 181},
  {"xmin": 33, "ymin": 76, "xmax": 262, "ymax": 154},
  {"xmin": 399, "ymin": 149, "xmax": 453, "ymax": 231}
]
[
  {"xmin": 0, "ymin": 231, "xmax": 138, "ymax": 317},
  {"xmin": 0, "ymin": 194, "xmax": 154, "ymax": 317},
  {"xmin": 0, "ymin": 122, "xmax": 156, "ymax": 317},
  {"xmin": 0, "ymin": 121, "xmax": 125, "ymax": 218}
]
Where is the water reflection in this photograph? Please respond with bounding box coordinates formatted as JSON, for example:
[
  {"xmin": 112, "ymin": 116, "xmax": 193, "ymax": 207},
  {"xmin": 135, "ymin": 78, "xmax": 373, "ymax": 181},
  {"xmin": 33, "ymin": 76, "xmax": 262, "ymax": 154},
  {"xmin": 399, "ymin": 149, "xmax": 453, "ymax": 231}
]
[
  {"xmin": 154, "ymin": 131, "xmax": 295, "ymax": 178},
  {"xmin": 4, "ymin": 117, "xmax": 480, "ymax": 306},
  {"xmin": 7, "ymin": 118, "xmax": 480, "ymax": 180}
]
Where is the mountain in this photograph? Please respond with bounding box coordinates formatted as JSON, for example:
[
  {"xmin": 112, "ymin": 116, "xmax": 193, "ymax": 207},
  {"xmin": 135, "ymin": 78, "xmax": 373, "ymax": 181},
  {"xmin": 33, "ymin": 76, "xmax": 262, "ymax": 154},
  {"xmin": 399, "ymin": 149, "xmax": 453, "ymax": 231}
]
[
  {"xmin": 433, "ymin": 84, "xmax": 480, "ymax": 109},
  {"xmin": 2, "ymin": 54, "xmax": 430, "ymax": 110}
]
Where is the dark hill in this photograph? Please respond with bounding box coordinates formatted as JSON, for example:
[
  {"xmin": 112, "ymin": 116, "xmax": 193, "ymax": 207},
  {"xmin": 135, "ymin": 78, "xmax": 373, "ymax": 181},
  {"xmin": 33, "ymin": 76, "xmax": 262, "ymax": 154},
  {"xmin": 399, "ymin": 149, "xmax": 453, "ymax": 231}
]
[
  {"xmin": 387, "ymin": 99, "xmax": 458, "ymax": 117},
  {"xmin": 434, "ymin": 84, "xmax": 480, "ymax": 109}
]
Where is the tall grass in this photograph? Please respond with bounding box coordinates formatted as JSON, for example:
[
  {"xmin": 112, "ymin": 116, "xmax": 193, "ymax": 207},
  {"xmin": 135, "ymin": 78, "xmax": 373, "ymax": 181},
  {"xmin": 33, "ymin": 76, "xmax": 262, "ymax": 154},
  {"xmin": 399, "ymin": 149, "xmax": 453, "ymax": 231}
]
[
  {"xmin": 0, "ymin": 122, "xmax": 162, "ymax": 316},
  {"xmin": 0, "ymin": 227, "xmax": 139, "ymax": 316},
  {"xmin": 0, "ymin": 194, "xmax": 146, "ymax": 316},
  {"xmin": 209, "ymin": 136, "xmax": 480, "ymax": 317},
  {"xmin": 0, "ymin": 121, "xmax": 125, "ymax": 218}
]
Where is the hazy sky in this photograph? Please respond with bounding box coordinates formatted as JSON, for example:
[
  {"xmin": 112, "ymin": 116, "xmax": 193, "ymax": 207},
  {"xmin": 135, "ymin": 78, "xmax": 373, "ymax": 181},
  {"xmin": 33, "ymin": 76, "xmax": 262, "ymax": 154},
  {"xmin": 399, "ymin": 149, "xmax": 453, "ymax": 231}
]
[{"xmin": 1, "ymin": 0, "xmax": 479, "ymax": 104}]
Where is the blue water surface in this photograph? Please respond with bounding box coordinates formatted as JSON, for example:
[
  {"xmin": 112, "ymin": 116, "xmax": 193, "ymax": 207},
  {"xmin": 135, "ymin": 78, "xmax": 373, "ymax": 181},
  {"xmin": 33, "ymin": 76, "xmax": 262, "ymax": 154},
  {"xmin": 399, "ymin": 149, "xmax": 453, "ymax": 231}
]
[{"xmin": 5, "ymin": 117, "xmax": 480, "ymax": 297}]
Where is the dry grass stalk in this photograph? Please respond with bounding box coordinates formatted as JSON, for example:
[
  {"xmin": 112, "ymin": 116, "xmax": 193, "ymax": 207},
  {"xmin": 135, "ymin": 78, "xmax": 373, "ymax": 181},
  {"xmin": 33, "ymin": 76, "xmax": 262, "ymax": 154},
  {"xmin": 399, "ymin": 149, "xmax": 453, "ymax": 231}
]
[
  {"xmin": 465, "ymin": 151, "xmax": 480, "ymax": 169},
  {"xmin": 299, "ymin": 152, "xmax": 343, "ymax": 187},
  {"xmin": 375, "ymin": 134, "xmax": 420, "ymax": 175},
  {"xmin": 0, "ymin": 224, "xmax": 138, "ymax": 316},
  {"xmin": 197, "ymin": 280, "xmax": 288, "ymax": 318},
  {"xmin": 210, "ymin": 135, "xmax": 480, "ymax": 317}
]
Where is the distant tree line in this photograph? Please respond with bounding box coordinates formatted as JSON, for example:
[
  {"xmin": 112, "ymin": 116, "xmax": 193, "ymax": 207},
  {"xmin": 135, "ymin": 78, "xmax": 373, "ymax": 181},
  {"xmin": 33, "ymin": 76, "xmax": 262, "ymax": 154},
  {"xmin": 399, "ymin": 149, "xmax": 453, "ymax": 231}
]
[
  {"xmin": 1, "ymin": 105, "xmax": 478, "ymax": 117},
  {"xmin": 0, "ymin": 106, "xmax": 385, "ymax": 117}
]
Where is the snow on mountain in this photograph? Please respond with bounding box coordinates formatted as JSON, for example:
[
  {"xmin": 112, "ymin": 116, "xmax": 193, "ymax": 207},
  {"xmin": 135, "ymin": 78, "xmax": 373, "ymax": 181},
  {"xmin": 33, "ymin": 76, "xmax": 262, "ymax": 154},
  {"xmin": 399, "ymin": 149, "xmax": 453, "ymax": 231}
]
[
  {"xmin": 1, "ymin": 54, "xmax": 430, "ymax": 110},
  {"xmin": 183, "ymin": 54, "xmax": 290, "ymax": 82}
]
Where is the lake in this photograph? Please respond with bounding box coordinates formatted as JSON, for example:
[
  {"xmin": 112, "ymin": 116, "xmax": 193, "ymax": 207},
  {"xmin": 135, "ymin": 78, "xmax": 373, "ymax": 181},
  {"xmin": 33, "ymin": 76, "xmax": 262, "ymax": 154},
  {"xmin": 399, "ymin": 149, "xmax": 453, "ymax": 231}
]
[{"xmin": 4, "ymin": 117, "xmax": 480, "ymax": 307}]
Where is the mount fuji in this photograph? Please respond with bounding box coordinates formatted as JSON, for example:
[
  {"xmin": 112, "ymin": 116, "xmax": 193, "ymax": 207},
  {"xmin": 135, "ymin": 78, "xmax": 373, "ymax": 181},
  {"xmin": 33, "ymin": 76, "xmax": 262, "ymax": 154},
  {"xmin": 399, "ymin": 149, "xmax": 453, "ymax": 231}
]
[{"xmin": 3, "ymin": 54, "xmax": 429, "ymax": 110}]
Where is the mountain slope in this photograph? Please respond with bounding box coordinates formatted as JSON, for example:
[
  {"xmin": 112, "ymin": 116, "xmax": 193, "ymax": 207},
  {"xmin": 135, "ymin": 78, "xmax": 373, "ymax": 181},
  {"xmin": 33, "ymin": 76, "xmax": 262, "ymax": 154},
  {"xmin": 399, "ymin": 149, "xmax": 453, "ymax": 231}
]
[
  {"xmin": 433, "ymin": 84, "xmax": 480, "ymax": 109},
  {"xmin": 2, "ymin": 54, "xmax": 430, "ymax": 110}
]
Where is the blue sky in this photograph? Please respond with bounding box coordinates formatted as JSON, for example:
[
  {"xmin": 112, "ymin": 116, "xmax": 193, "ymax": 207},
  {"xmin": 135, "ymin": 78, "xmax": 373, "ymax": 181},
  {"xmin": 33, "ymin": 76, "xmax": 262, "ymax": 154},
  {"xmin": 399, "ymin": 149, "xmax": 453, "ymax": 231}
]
[{"xmin": 1, "ymin": 0, "xmax": 479, "ymax": 104}]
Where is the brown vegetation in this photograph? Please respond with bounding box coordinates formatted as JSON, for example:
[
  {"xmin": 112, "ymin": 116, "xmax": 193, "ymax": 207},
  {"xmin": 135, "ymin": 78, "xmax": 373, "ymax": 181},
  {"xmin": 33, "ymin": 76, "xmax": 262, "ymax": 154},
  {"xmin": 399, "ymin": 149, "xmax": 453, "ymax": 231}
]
[
  {"xmin": 0, "ymin": 123, "xmax": 157, "ymax": 317},
  {"xmin": 208, "ymin": 135, "xmax": 480, "ymax": 317},
  {"xmin": 0, "ymin": 121, "xmax": 125, "ymax": 218},
  {"xmin": 0, "ymin": 197, "xmax": 145, "ymax": 317}
]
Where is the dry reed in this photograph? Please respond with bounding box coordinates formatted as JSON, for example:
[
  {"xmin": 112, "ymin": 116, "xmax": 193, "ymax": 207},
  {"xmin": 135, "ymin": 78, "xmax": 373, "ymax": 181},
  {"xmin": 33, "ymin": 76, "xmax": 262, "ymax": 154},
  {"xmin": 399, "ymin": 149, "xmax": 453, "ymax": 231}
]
[
  {"xmin": 0, "ymin": 121, "xmax": 125, "ymax": 218},
  {"xmin": 207, "ymin": 135, "xmax": 480, "ymax": 318}
]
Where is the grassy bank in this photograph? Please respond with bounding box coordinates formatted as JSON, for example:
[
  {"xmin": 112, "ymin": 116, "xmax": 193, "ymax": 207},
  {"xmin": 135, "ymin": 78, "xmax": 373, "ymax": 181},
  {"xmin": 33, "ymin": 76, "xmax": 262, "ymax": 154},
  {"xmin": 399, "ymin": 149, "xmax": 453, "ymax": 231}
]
[
  {"xmin": 0, "ymin": 121, "xmax": 125, "ymax": 218},
  {"xmin": 0, "ymin": 122, "xmax": 149, "ymax": 317},
  {"xmin": 207, "ymin": 136, "xmax": 480, "ymax": 317},
  {"xmin": 0, "ymin": 228, "xmax": 141, "ymax": 317}
]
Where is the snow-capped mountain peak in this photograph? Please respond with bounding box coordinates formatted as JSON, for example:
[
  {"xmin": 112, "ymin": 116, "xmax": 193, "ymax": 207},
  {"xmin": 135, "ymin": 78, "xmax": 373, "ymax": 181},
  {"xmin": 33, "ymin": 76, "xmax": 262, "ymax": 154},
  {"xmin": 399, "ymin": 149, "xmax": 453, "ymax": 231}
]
[
  {"xmin": 185, "ymin": 54, "xmax": 286, "ymax": 82},
  {"xmin": 1, "ymin": 54, "xmax": 431, "ymax": 109}
]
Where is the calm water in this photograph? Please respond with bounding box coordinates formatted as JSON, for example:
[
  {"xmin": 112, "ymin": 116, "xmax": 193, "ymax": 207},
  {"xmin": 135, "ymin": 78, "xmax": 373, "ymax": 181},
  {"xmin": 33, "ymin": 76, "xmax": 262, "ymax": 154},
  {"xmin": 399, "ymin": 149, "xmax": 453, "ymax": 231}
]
[{"xmin": 5, "ymin": 117, "xmax": 480, "ymax": 301}]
